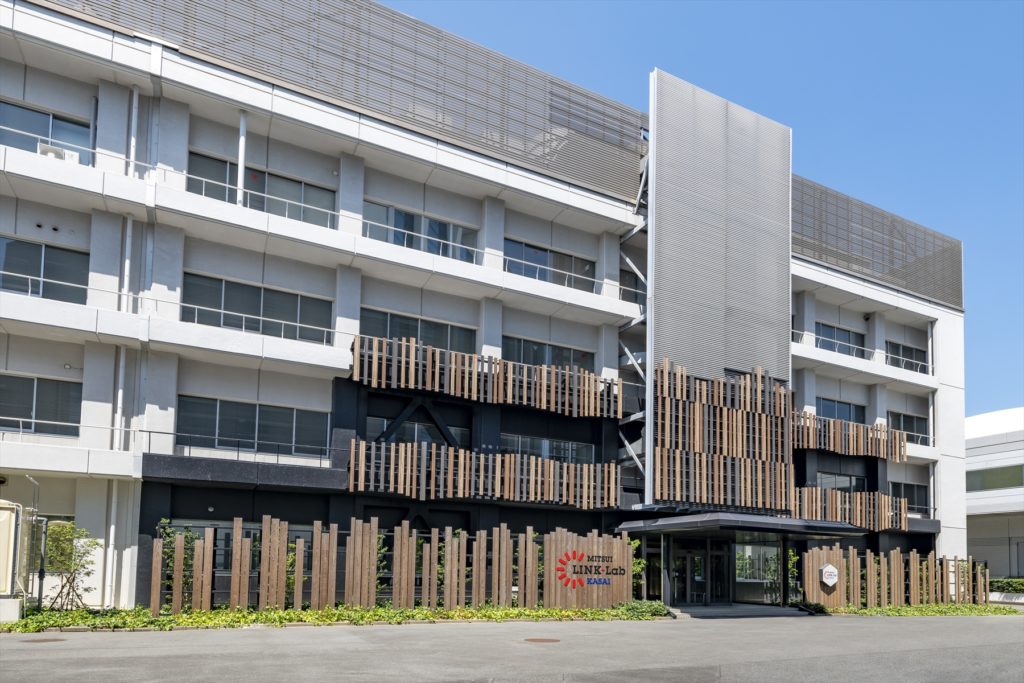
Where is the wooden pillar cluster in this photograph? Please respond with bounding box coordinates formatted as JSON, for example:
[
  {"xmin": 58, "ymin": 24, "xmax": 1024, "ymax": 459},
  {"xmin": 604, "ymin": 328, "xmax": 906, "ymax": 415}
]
[
  {"xmin": 391, "ymin": 520, "xmax": 419, "ymax": 609},
  {"xmin": 257, "ymin": 516, "xmax": 291, "ymax": 610},
  {"xmin": 343, "ymin": 517, "xmax": 377, "ymax": 608}
]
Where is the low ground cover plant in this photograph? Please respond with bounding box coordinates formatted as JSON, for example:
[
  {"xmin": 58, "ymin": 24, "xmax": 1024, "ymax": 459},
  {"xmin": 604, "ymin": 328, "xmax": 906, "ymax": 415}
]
[
  {"xmin": 827, "ymin": 603, "xmax": 1019, "ymax": 617},
  {"xmin": 1, "ymin": 600, "xmax": 671, "ymax": 633}
]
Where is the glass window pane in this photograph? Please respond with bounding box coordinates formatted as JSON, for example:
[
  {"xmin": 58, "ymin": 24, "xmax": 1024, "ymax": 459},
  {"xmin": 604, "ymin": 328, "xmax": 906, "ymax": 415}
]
[
  {"xmin": 181, "ymin": 274, "xmax": 222, "ymax": 326},
  {"xmin": 500, "ymin": 433, "xmax": 519, "ymax": 452},
  {"xmin": 549, "ymin": 251, "xmax": 573, "ymax": 287},
  {"xmin": 360, "ymin": 308, "xmax": 388, "ymax": 338},
  {"xmin": 502, "ymin": 336, "xmax": 521, "ymax": 363},
  {"xmin": 266, "ymin": 174, "xmax": 302, "ymax": 220},
  {"xmin": 187, "ymin": 153, "xmax": 230, "ymax": 201},
  {"xmin": 522, "ymin": 340, "xmax": 547, "ymax": 366},
  {"xmin": 41, "ymin": 246, "xmax": 89, "ymax": 304},
  {"xmin": 522, "ymin": 243, "xmax": 547, "ymax": 280},
  {"xmin": 419, "ymin": 319, "xmax": 448, "ymax": 349},
  {"xmin": 34, "ymin": 378, "xmax": 82, "ymax": 435},
  {"xmin": 0, "ymin": 237, "xmax": 42, "ymax": 296},
  {"xmin": 298, "ymin": 297, "xmax": 332, "ymax": 343},
  {"xmin": 503, "ymin": 239, "xmax": 524, "ymax": 273},
  {"xmin": 176, "ymin": 395, "xmax": 217, "ymax": 447},
  {"xmin": 217, "ymin": 401, "xmax": 256, "ymax": 450},
  {"xmin": 51, "ymin": 117, "xmax": 91, "ymax": 165},
  {"xmin": 572, "ymin": 257, "xmax": 596, "ymax": 292},
  {"xmin": 302, "ymin": 184, "xmax": 335, "ymax": 228},
  {"xmin": 450, "ymin": 226, "xmax": 477, "ymax": 262},
  {"xmin": 223, "ymin": 281, "xmax": 261, "ymax": 332},
  {"xmin": 294, "ymin": 410, "xmax": 328, "ymax": 455},
  {"xmin": 363, "ymin": 202, "xmax": 390, "ymax": 241},
  {"xmin": 0, "ymin": 102, "xmax": 48, "ymax": 152},
  {"xmin": 573, "ymin": 349, "xmax": 595, "ymax": 372},
  {"xmin": 424, "ymin": 219, "xmax": 449, "ymax": 256},
  {"xmin": 0, "ymin": 374, "xmax": 34, "ymax": 430},
  {"xmin": 366, "ymin": 416, "xmax": 386, "ymax": 441},
  {"xmin": 549, "ymin": 345, "xmax": 572, "ymax": 368},
  {"xmin": 393, "ymin": 210, "xmax": 419, "ymax": 248},
  {"xmin": 388, "ymin": 313, "xmax": 418, "ymax": 340},
  {"xmin": 449, "ymin": 326, "xmax": 475, "ymax": 354},
  {"xmin": 257, "ymin": 405, "xmax": 294, "ymax": 454},
  {"xmin": 262, "ymin": 289, "xmax": 299, "ymax": 340},
  {"xmin": 242, "ymin": 168, "xmax": 267, "ymax": 212}
]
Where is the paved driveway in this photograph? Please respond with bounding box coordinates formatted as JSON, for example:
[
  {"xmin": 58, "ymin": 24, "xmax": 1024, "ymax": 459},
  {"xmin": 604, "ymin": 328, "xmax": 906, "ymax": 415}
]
[{"xmin": 2, "ymin": 613, "xmax": 1022, "ymax": 682}]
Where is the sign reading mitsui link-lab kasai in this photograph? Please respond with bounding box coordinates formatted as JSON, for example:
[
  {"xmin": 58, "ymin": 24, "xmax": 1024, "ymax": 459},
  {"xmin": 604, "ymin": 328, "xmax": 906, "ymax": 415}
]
[{"xmin": 556, "ymin": 549, "xmax": 628, "ymax": 588}]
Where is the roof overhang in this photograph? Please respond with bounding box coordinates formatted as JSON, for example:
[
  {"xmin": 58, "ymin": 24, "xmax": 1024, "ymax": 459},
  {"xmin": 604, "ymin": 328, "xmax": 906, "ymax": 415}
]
[{"xmin": 616, "ymin": 512, "xmax": 867, "ymax": 541}]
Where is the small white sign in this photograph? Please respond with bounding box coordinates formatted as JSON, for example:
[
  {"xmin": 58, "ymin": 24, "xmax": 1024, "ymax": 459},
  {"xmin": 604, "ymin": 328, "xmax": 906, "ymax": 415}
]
[{"xmin": 820, "ymin": 563, "xmax": 839, "ymax": 588}]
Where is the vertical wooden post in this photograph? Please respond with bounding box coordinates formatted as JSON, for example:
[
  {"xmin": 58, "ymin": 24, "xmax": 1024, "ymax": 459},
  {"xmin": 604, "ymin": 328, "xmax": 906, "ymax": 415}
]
[
  {"xmin": 229, "ymin": 517, "xmax": 243, "ymax": 609},
  {"xmin": 171, "ymin": 533, "xmax": 184, "ymax": 614},
  {"xmin": 202, "ymin": 527, "xmax": 214, "ymax": 610},
  {"xmin": 150, "ymin": 537, "xmax": 163, "ymax": 617},
  {"xmin": 238, "ymin": 537, "xmax": 252, "ymax": 609},
  {"xmin": 294, "ymin": 537, "xmax": 305, "ymax": 610},
  {"xmin": 191, "ymin": 539, "xmax": 205, "ymax": 611},
  {"xmin": 310, "ymin": 520, "xmax": 322, "ymax": 610},
  {"xmin": 258, "ymin": 515, "xmax": 271, "ymax": 610},
  {"xmin": 326, "ymin": 523, "xmax": 339, "ymax": 609}
]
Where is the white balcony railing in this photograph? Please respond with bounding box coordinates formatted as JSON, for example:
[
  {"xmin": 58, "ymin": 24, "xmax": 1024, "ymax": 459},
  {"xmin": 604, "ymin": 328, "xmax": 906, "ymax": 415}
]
[
  {"xmin": 0, "ymin": 270, "xmax": 337, "ymax": 346},
  {"xmin": 791, "ymin": 329, "xmax": 931, "ymax": 375},
  {"xmin": 3, "ymin": 123, "xmax": 644, "ymax": 303}
]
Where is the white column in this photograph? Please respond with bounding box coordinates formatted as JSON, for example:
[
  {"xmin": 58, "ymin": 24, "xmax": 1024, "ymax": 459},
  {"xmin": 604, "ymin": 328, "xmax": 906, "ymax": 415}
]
[
  {"xmin": 597, "ymin": 232, "xmax": 620, "ymax": 299},
  {"xmin": 73, "ymin": 478, "xmax": 111, "ymax": 607},
  {"xmin": 142, "ymin": 350, "xmax": 179, "ymax": 454},
  {"xmin": 866, "ymin": 311, "xmax": 886, "ymax": 363},
  {"xmin": 793, "ymin": 290, "xmax": 816, "ymax": 345},
  {"xmin": 793, "ymin": 367, "xmax": 816, "ymax": 414},
  {"xmin": 867, "ymin": 383, "xmax": 887, "ymax": 426},
  {"xmin": 596, "ymin": 324, "xmax": 619, "ymax": 379},
  {"xmin": 80, "ymin": 343, "xmax": 117, "ymax": 448},
  {"xmin": 481, "ymin": 197, "xmax": 505, "ymax": 269},
  {"xmin": 94, "ymin": 81, "xmax": 130, "ymax": 174},
  {"xmin": 155, "ymin": 98, "xmax": 190, "ymax": 189},
  {"xmin": 336, "ymin": 153, "xmax": 365, "ymax": 236},
  {"xmin": 478, "ymin": 298, "xmax": 502, "ymax": 357},
  {"xmin": 148, "ymin": 225, "xmax": 184, "ymax": 320},
  {"xmin": 334, "ymin": 266, "xmax": 362, "ymax": 342},
  {"xmin": 87, "ymin": 211, "xmax": 123, "ymax": 309}
]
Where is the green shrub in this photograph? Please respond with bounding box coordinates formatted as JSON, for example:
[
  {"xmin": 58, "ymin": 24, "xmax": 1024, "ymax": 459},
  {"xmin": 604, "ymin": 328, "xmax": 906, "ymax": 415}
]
[
  {"xmin": 989, "ymin": 578, "xmax": 1024, "ymax": 593},
  {"xmin": 0, "ymin": 600, "xmax": 672, "ymax": 633},
  {"xmin": 828, "ymin": 603, "xmax": 1019, "ymax": 617}
]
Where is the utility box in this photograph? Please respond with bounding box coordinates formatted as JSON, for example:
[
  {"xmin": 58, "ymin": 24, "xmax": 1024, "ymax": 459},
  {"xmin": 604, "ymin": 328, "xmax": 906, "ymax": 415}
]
[{"xmin": 0, "ymin": 500, "xmax": 24, "ymax": 622}]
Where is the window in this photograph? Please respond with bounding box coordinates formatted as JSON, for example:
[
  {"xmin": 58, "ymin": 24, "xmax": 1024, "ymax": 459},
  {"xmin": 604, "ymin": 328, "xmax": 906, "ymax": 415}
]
[
  {"xmin": 619, "ymin": 269, "xmax": 645, "ymax": 304},
  {"xmin": 0, "ymin": 236, "xmax": 89, "ymax": 304},
  {"xmin": 890, "ymin": 481, "xmax": 931, "ymax": 516},
  {"xmin": 175, "ymin": 395, "xmax": 329, "ymax": 457},
  {"xmin": 181, "ymin": 274, "xmax": 333, "ymax": 344},
  {"xmin": 500, "ymin": 433, "xmax": 595, "ymax": 465},
  {"xmin": 503, "ymin": 238, "xmax": 596, "ymax": 292},
  {"xmin": 0, "ymin": 100, "xmax": 92, "ymax": 165},
  {"xmin": 186, "ymin": 153, "xmax": 336, "ymax": 228},
  {"xmin": 362, "ymin": 201, "xmax": 478, "ymax": 263},
  {"xmin": 366, "ymin": 416, "xmax": 470, "ymax": 448},
  {"xmin": 816, "ymin": 397, "xmax": 866, "ymax": 424},
  {"xmin": 816, "ymin": 471, "xmax": 867, "ymax": 493},
  {"xmin": 886, "ymin": 341, "xmax": 929, "ymax": 374},
  {"xmin": 815, "ymin": 322, "xmax": 867, "ymax": 358},
  {"xmin": 359, "ymin": 308, "xmax": 475, "ymax": 353},
  {"xmin": 966, "ymin": 466, "xmax": 1024, "ymax": 492},
  {"xmin": 887, "ymin": 411, "xmax": 930, "ymax": 445},
  {"xmin": 501, "ymin": 336, "xmax": 594, "ymax": 372},
  {"xmin": 0, "ymin": 373, "xmax": 82, "ymax": 436}
]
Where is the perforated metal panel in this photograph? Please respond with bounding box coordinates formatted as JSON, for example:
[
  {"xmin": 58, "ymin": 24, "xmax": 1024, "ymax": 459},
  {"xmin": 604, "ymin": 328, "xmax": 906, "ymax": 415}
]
[
  {"xmin": 37, "ymin": 0, "xmax": 647, "ymax": 201},
  {"xmin": 792, "ymin": 176, "xmax": 963, "ymax": 310},
  {"xmin": 646, "ymin": 70, "xmax": 792, "ymax": 383}
]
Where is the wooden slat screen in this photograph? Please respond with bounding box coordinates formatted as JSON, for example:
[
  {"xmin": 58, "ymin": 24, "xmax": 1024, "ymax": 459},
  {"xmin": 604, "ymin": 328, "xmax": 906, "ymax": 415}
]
[
  {"xmin": 353, "ymin": 335, "xmax": 622, "ymax": 419},
  {"xmin": 791, "ymin": 487, "xmax": 908, "ymax": 532},
  {"xmin": 803, "ymin": 544, "xmax": 990, "ymax": 609},
  {"xmin": 348, "ymin": 439, "xmax": 619, "ymax": 510}
]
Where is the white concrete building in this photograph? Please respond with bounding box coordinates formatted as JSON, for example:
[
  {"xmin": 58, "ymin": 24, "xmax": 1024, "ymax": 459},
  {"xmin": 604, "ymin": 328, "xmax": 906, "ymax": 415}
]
[
  {"xmin": 0, "ymin": 0, "xmax": 966, "ymax": 609},
  {"xmin": 967, "ymin": 408, "xmax": 1024, "ymax": 577}
]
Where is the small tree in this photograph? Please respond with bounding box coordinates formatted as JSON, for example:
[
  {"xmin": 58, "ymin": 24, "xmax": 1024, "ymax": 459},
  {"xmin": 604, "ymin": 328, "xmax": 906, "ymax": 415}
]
[{"xmin": 45, "ymin": 522, "xmax": 101, "ymax": 610}]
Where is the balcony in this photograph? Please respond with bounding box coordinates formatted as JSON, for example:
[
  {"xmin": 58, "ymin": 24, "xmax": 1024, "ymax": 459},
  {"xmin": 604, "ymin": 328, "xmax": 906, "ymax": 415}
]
[
  {"xmin": 790, "ymin": 330, "xmax": 937, "ymax": 393},
  {"xmin": 791, "ymin": 329, "xmax": 931, "ymax": 374},
  {"xmin": 791, "ymin": 412, "xmax": 908, "ymax": 462},
  {"xmin": 347, "ymin": 439, "xmax": 619, "ymax": 510},
  {"xmin": 361, "ymin": 218, "xmax": 482, "ymax": 265},
  {"xmin": 352, "ymin": 335, "xmax": 622, "ymax": 419},
  {"xmin": 184, "ymin": 174, "xmax": 338, "ymax": 230},
  {"xmin": 791, "ymin": 487, "xmax": 908, "ymax": 532}
]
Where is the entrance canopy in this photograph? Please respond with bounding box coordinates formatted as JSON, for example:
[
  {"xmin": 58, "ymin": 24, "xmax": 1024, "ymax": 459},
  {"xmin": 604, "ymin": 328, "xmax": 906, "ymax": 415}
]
[{"xmin": 617, "ymin": 512, "xmax": 867, "ymax": 541}]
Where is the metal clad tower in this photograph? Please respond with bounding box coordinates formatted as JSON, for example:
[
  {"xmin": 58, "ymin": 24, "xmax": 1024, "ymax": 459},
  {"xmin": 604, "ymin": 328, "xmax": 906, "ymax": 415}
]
[{"xmin": 645, "ymin": 70, "xmax": 792, "ymax": 503}]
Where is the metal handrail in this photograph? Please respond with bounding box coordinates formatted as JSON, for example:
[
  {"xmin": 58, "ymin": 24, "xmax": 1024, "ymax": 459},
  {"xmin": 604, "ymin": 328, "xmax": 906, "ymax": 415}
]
[
  {"xmin": 502, "ymin": 253, "xmax": 598, "ymax": 293},
  {"xmin": 0, "ymin": 124, "xmax": 98, "ymax": 167},
  {"xmin": 0, "ymin": 417, "xmax": 338, "ymax": 468},
  {"xmin": 361, "ymin": 218, "xmax": 483, "ymax": 264},
  {"xmin": 0, "ymin": 269, "xmax": 336, "ymax": 346},
  {"xmin": 792, "ymin": 329, "xmax": 932, "ymax": 374}
]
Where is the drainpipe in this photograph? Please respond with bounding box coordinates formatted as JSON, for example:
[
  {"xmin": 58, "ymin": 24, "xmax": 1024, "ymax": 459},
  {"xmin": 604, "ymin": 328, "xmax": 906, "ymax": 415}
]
[
  {"xmin": 104, "ymin": 482, "xmax": 119, "ymax": 608},
  {"xmin": 128, "ymin": 85, "xmax": 139, "ymax": 177},
  {"xmin": 236, "ymin": 110, "xmax": 247, "ymax": 206}
]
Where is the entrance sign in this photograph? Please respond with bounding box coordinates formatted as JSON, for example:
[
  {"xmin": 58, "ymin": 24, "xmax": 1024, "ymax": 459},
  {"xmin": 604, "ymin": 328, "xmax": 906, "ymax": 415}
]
[{"xmin": 820, "ymin": 563, "xmax": 839, "ymax": 588}]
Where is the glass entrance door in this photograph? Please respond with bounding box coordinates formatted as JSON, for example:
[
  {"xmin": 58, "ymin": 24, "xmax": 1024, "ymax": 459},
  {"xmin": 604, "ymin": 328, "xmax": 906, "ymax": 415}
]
[
  {"xmin": 669, "ymin": 540, "xmax": 708, "ymax": 605},
  {"xmin": 709, "ymin": 551, "xmax": 731, "ymax": 603}
]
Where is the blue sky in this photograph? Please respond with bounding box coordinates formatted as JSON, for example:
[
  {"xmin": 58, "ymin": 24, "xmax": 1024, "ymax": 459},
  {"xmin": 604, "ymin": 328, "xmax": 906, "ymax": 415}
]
[{"xmin": 382, "ymin": 0, "xmax": 1024, "ymax": 416}]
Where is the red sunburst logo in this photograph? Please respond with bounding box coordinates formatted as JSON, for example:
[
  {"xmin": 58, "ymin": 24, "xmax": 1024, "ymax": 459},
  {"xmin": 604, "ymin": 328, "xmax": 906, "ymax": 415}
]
[{"xmin": 555, "ymin": 549, "xmax": 584, "ymax": 589}]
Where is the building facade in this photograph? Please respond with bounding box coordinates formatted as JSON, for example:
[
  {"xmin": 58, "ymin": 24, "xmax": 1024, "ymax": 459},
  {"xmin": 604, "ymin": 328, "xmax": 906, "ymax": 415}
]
[
  {"xmin": 966, "ymin": 408, "xmax": 1024, "ymax": 578},
  {"xmin": 0, "ymin": 0, "xmax": 965, "ymax": 608}
]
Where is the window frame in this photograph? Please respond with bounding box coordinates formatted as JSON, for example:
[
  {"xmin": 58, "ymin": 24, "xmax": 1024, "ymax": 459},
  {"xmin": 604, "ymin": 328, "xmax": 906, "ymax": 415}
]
[
  {"xmin": 500, "ymin": 335, "xmax": 595, "ymax": 372},
  {"xmin": 362, "ymin": 200, "xmax": 479, "ymax": 263},
  {"xmin": 358, "ymin": 307, "xmax": 476, "ymax": 354},
  {"xmin": 0, "ymin": 99, "xmax": 93, "ymax": 165},
  {"xmin": 815, "ymin": 397, "xmax": 867, "ymax": 425},
  {"xmin": 502, "ymin": 238, "xmax": 597, "ymax": 292},
  {"xmin": 814, "ymin": 321, "xmax": 867, "ymax": 359},
  {"xmin": 887, "ymin": 410, "xmax": 930, "ymax": 445},
  {"xmin": 499, "ymin": 432, "xmax": 596, "ymax": 465},
  {"xmin": 175, "ymin": 394, "xmax": 331, "ymax": 457},
  {"xmin": 0, "ymin": 372, "xmax": 82, "ymax": 436},
  {"xmin": 0, "ymin": 236, "xmax": 89, "ymax": 304},
  {"xmin": 885, "ymin": 340, "xmax": 929, "ymax": 374}
]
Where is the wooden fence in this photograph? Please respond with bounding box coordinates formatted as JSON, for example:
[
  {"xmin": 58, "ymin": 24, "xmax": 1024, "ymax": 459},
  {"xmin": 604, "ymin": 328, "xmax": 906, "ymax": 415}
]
[
  {"xmin": 151, "ymin": 517, "xmax": 631, "ymax": 614},
  {"xmin": 348, "ymin": 439, "xmax": 619, "ymax": 510},
  {"xmin": 353, "ymin": 335, "xmax": 622, "ymax": 419},
  {"xmin": 803, "ymin": 544, "xmax": 990, "ymax": 609}
]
